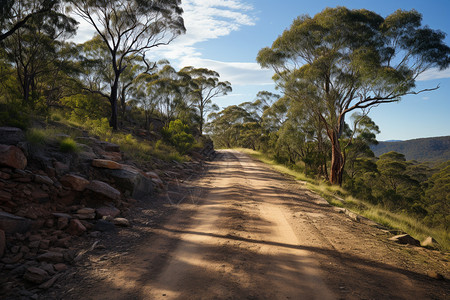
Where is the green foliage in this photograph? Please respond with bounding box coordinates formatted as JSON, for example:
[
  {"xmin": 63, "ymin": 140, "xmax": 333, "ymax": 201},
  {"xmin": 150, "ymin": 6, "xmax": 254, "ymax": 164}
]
[
  {"xmin": 59, "ymin": 137, "xmax": 79, "ymax": 153},
  {"xmin": 0, "ymin": 102, "xmax": 30, "ymax": 129},
  {"xmin": 25, "ymin": 128, "xmax": 48, "ymax": 145},
  {"xmin": 162, "ymin": 119, "xmax": 195, "ymax": 154},
  {"xmin": 60, "ymin": 94, "xmax": 109, "ymax": 121},
  {"xmin": 257, "ymin": 6, "xmax": 450, "ymax": 185},
  {"xmin": 423, "ymin": 163, "xmax": 450, "ymax": 231}
]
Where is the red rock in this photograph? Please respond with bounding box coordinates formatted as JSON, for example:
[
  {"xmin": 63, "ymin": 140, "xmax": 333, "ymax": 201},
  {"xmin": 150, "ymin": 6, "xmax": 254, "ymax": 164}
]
[
  {"xmin": 0, "ymin": 190, "xmax": 12, "ymax": 202},
  {"xmin": 37, "ymin": 251, "xmax": 64, "ymax": 263},
  {"xmin": 34, "ymin": 174, "xmax": 54, "ymax": 185},
  {"xmin": 54, "ymin": 263, "xmax": 68, "ymax": 272},
  {"xmin": 0, "ymin": 229, "xmax": 5, "ymax": 258},
  {"xmin": 96, "ymin": 206, "xmax": 120, "ymax": 218},
  {"xmin": 59, "ymin": 174, "xmax": 89, "ymax": 192},
  {"xmin": 76, "ymin": 208, "xmax": 95, "ymax": 214},
  {"xmin": 113, "ymin": 217, "xmax": 130, "ymax": 227},
  {"xmin": 23, "ymin": 267, "xmax": 49, "ymax": 284},
  {"xmin": 66, "ymin": 219, "xmax": 86, "ymax": 236},
  {"xmin": 86, "ymin": 180, "xmax": 121, "ymax": 200},
  {"xmin": 0, "ymin": 145, "xmax": 27, "ymax": 169},
  {"xmin": 92, "ymin": 159, "xmax": 122, "ymax": 169}
]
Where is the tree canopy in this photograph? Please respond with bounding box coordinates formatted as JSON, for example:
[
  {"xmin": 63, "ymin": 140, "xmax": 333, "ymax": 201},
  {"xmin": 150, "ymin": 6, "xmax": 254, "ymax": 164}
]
[{"xmin": 257, "ymin": 7, "xmax": 450, "ymax": 185}]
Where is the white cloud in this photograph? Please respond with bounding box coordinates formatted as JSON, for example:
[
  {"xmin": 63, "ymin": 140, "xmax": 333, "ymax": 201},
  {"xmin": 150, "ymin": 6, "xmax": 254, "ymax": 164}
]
[
  {"xmin": 150, "ymin": 0, "xmax": 255, "ymax": 60},
  {"xmin": 417, "ymin": 68, "xmax": 450, "ymax": 81},
  {"xmin": 178, "ymin": 57, "xmax": 274, "ymax": 86}
]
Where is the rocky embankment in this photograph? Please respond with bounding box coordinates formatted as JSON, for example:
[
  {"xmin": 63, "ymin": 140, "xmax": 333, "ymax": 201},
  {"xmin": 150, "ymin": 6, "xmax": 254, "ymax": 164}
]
[{"xmin": 0, "ymin": 126, "xmax": 215, "ymax": 299}]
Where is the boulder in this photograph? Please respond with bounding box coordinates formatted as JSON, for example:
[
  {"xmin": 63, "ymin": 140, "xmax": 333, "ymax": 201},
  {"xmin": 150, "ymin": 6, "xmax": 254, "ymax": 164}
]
[
  {"xmin": 67, "ymin": 218, "xmax": 86, "ymax": 236},
  {"xmin": 0, "ymin": 127, "xmax": 25, "ymax": 145},
  {"xmin": 388, "ymin": 234, "xmax": 420, "ymax": 246},
  {"xmin": 23, "ymin": 267, "xmax": 50, "ymax": 284},
  {"xmin": 76, "ymin": 208, "xmax": 95, "ymax": 214},
  {"xmin": 113, "ymin": 217, "xmax": 130, "ymax": 227},
  {"xmin": 0, "ymin": 211, "xmax": 32, "ymax": 233},
  {"xmin": 421, "ymin": 236, "xmax": 439, "ymax": 249},
  {"xmin": 60, "ymin": 174, "xmax": 89, "ymax": 192},
  {"xmin": 34, "ymin": 174, "xmax": 54, "ymax": 185},
  {"xmin": 102, "ymin": 167, "xmax": 153, "ymax": 200},
  {"xmin": 86, "ymin": 180, "xmax": 121, "ymax": 201},
  {"xmin": 0, "ymin": 144, "xmax": 27, "ymax": 169},
  {"xmin": 92, "ymin": 159, "xmax": 122, "ymax": 170},
  {"xmin": 96, "ymin": 206, "xmax": 120, "ymax": 218},
  {"xmin": 37, "ymin": 252, "xmax": 64, "ymax": 263}
]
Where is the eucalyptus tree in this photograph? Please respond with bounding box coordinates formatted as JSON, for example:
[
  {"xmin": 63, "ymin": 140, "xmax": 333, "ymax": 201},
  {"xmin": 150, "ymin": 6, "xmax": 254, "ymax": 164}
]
[
  {"xmin": 180, "ymin": 67, "xmax": 231, "ymax": 135},
  {"xmin": 257, "ymin": 7, "xmax": 450, "ymax": 185},
  {"xmin": 69, "ymin": 0, "xmax": 185, "ymax": 130},
  {"xmin": 207, "ymin": 105, "xmax": 257, "ymax": 149},
  {"xmin": 2, "ymin": 3, "xmax": 77, "ymax": 106},
  {"xmin": 0, "ymin": 0, "xmax": 59, "ymax": 42},
  {"xmin": 79, "ymin": 35, "xmax": 156, "ymax": 123}
]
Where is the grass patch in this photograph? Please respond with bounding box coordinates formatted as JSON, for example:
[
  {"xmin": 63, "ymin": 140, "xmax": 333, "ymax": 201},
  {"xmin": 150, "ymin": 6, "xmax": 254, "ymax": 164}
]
[
  {"xmin": 59, "ymin": 137, "xmax": 79, "ymax": 153},
  {"xmin": 237, "ymin": 148, "xmax": 450, "ymax": 252},
  {"xmin": 26, "ymin": 128, "xmax": 48, "ymax": 145}
]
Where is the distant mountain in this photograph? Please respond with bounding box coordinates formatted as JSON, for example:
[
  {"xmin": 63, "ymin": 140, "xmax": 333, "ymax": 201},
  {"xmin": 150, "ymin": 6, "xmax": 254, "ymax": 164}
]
[{"xmin": 371, "ymin": 136, "xmax": 450, "ymax": 162}]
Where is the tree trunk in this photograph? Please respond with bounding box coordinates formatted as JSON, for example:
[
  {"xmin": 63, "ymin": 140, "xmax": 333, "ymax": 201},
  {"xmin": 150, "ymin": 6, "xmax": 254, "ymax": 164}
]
[
  {"xmin": 109, "ymin": 76, "xmax": 119, "ymax": 130},
  {"xmin": 329, "ymin": 130, "xmax": 345, "ymax": 185}
]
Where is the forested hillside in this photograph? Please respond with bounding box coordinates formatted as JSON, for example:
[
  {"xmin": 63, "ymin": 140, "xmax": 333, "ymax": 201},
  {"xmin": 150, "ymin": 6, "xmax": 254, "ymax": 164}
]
[{"xmin": 372, "ymin": 136, "xmax": 450, "ymax": 162}]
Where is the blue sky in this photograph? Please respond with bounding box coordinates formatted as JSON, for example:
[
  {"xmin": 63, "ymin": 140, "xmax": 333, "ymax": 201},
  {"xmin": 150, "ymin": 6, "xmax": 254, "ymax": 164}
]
[{"xmin": 74, "ymin": 0, "xmax": 450, "ymax": 141}]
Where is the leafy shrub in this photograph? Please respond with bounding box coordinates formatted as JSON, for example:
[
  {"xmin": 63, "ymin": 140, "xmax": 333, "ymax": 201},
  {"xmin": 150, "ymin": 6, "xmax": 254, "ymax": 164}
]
[
  {"xmin": 59, "ymin": 137, "xmax": 79, "ymax": 153},
  {"xmin": 162, "ymin": 119, "xmax": 195, "ymax": 154},
  {"xmin": 0, "ymin": 102, "xmax": 30, "ymax": 129},
  {"xmin": 60, "ymin": 94, "xmax": 109, "ymax": 121}
]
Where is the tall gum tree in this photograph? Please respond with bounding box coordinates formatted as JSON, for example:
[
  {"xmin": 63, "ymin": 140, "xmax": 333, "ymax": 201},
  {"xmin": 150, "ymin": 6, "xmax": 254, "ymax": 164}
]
[
  {"xmin": 69, "ymin": 0, "xmax": 185, "ymax": 130},
  {"xmin": 180, "ymin": 66, "xmax": 231, "ymax": 135},
  {"xmin": 257, "ymin": 7, "xmax": 450, "ymax": 185}
]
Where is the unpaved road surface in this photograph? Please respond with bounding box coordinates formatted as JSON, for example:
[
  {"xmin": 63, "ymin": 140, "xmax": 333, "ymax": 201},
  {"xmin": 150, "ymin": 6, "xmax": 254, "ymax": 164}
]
[{"xmin": 58, "ymin": 150, "xmax": 449, "ymax": 299}]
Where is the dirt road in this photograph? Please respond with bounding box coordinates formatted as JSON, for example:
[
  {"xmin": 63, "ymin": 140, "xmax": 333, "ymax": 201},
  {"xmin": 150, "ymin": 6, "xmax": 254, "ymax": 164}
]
[{"xmin": 61, "ymin": 150, "xmax": 449, "ymax": 300}]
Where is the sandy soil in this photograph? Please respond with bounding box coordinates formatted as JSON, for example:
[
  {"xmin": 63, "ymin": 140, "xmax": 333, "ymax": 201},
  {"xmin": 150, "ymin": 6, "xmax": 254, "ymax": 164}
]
[{"xmin": 50, "ymin": 150, "xmax": 449, "ymax": 300}]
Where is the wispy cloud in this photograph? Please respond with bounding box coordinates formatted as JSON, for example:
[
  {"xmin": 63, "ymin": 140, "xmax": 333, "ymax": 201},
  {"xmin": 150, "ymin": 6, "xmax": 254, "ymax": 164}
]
[
  {"xmin": 417, "ymin": 68, "xmax": 450, "ymax": 81},
  {"xmin": 179, "ymin": 57, "xmax": 274, "ymax": 86},
  {"xmin": 150, "ymin": 0, "xmax": 255, "ymax": 60}
]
